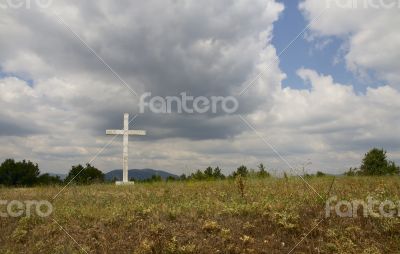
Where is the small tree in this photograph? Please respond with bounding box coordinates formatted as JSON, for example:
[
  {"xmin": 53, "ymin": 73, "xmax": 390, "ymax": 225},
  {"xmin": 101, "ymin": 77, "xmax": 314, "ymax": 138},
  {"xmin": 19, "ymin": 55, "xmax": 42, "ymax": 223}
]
[
  {"xmin": 65, "ymin": 163, "xmax": 104, "ymax": 184},
  {"xmin": 233, "ymin": 165, "xmax": 248, "ymax": 177},
  {"xmin": 191, "ymin": 170, "xmax": 205, "ymax": 180},
  {"xmin": 257, "ymin": 163, "xmax": 270, "ymax": 178},
  {"xmin": 213, "ymin": 166, "xmax": 225, "ymax": 179},
  {"xmin": 359, "ymin": 148, "xmax": 399, "ymax": 175},
  {"xmin": 0, "ymin": 159, "xmax": 40, "ymax": 187},
  {"xmin": 204, "ymin": 166, "xmax": 214, "ymax": 178}
]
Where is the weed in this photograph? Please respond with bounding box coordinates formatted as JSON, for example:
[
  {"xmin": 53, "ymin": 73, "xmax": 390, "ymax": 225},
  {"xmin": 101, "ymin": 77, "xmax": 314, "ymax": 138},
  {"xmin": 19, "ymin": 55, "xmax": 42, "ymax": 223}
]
[{"xmin": 235, "ymin": 175, "xmax": 245, "ymax": 199}]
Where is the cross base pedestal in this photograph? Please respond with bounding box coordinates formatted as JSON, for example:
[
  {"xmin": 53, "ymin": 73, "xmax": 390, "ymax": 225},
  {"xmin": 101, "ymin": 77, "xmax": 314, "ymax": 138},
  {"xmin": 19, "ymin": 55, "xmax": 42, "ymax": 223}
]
[{"xmin": 115, "ymin": 181, "xmax": 135, "ymax": 186}]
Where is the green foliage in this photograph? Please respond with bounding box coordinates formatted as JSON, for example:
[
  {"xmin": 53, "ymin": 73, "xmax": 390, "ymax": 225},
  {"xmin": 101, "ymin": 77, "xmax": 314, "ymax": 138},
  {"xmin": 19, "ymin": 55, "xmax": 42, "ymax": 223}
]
[
  {"xmin": 65, "ymin": 163, "xmax": 104, "ymax": 184},
  {"xmin": 212, "ymin": 166, "xmax": 225, "ymax": 179},
  {"xmin": 166, "ymin": 176, "xmax": 176, "ymax": 182},
  {"xmin": 204, "ymin": 167, "xmax": 213, "ymax": 178},
  {"xmin": 150, "ymin": 175, "xmax": 163, "ymax": 182},
  {"xmin": 386, "ymin": 161, "xmax": 400, "ymax": 175},
  {"xmin": 188, "ymin": 167, "xmax": 226, "ymax": 180},
  {"xmin": 345, "ymin": 148, "xmax": 400, "ymax": 176},
  {"xmin": 359, "ymin": 148, "xmax": 399, "ymax": 176},
  {"xmin": 316, "ymin": 171, "xmax": 326, "ymax": 177},
  {"xmin": 257, "ymin": 163, "xmax": 270, "ymax": 178},
  {"xmin": 0, "ymin": 159, "xmax": 40, "ymax": 186},
  {"xmin": 136, "ymin": 174, "xmax": 164, "ymax": 183},
  {"xmin": 233, "ymin": 165, "xmax": 248, "ymax": 177},
  {"xmin": 37, "ymin": 174, "xmax": 63, "ymax": 185},
  {"xmin": 191, "ymin": 169, "xmax": 206, "ymax": 180}
]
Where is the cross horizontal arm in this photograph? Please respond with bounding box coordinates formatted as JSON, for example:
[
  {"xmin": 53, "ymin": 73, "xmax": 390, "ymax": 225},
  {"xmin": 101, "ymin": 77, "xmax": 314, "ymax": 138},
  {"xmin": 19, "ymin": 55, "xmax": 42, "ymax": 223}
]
[
  {"xmin": 127, "ymin": 130, "xmax": 146, "ymax": 136},
  {"xmin": 106, "ymin": 130, "xmax": 124, "ymax": 135},
  {"xmin": 106, "ymin": 130, "xmax": 147, "ymax": 136}
]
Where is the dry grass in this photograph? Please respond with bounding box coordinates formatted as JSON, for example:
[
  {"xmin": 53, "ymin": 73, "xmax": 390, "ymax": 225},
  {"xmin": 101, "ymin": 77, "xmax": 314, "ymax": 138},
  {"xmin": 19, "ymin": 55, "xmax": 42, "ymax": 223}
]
[{"xmin": 0, "ymin": 176, "xmax": 400, "ymax": 253}]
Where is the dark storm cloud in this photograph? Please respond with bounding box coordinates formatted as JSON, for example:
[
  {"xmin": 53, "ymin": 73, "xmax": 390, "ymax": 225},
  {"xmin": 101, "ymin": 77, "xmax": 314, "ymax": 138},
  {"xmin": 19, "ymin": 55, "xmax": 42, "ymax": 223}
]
[
  {"xmin": 0, "ymin": 117, "xmax": 41, "ymax": 136},
  {"xmin": 2, "ymin": 0, "xmax": 282, "ymax": 140},
  {"xmin": 136, "ymin": 114, "xmax": 244, "ymax": 140}
]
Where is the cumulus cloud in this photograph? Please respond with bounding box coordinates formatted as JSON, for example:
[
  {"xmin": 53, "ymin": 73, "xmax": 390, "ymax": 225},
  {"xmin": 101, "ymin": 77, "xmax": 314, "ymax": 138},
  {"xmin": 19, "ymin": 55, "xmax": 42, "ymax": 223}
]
[
  {"xmin": 300, "ymin": 0, "xmax": 400, "ymax": 86},
  {"xmin": 244, "ymin": 69, "xmax": 400, "ymax": 173}
]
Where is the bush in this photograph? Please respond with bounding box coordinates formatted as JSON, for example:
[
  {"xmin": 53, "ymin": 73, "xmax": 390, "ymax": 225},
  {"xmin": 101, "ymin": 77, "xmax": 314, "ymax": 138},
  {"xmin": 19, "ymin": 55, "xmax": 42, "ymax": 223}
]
[
  {"xmin": 359, "ymin": 148, "xmax": 399, "ymax": 176},
  {"xmin": 191, "ymin": 169, "xmax": 206, "ymax": 180},
  {"xmin": 212, "ymin": 167, "xmax": 225, "ymax": 179},
  {"xmin": 37, "ymin": 174, "xmax": 63, "ymax": 185},
  {"xmin": 204, "ymin": 167, "xmax": 213, "ymax": 178},
  {"xmin": 233, "ymin": 165, "xmax": 248, "ymax": 177},
  {"xmin": 0, "ymin": 159, "xmax": 40, "ymax": 187},
  {"xmin": 65, "ymin": 163, "xmax": 104, "ymax": 184}
]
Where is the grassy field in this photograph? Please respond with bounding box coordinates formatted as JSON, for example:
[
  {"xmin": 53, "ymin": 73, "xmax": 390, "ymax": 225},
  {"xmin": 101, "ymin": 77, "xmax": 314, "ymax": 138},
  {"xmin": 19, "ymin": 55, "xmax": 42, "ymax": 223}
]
[{"xmin": 1, "ymin": 176, "xmax": 400, "ymax": 253}]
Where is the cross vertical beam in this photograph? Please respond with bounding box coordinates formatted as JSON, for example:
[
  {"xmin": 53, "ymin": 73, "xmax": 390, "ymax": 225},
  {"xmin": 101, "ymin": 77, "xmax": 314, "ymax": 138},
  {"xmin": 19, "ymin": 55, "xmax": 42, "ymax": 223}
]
[{"xmin": 123, "ymin": 113, "xmax": 129, "ymax": 183}]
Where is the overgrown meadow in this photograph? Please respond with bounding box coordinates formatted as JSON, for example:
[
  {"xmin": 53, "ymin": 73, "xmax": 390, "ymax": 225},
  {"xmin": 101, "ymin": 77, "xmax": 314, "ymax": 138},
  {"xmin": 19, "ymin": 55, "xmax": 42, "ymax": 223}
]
[{"xmin": 1, "ymin": 176, "xmax": 400, "ymax": 253}]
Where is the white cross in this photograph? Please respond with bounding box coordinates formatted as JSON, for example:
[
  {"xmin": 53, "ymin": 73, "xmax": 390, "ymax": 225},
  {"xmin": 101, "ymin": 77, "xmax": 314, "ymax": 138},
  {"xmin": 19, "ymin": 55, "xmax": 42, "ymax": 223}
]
[{"xmin": 106, "ymin": 113, "xmax": 146, "ymax": 184}]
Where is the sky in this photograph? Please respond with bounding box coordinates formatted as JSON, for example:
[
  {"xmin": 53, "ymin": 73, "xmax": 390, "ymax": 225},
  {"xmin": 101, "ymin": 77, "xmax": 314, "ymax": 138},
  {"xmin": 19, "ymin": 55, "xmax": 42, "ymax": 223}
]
[{"xmin": 0, "ymin": 0, "xmax": 399, "ymax": 176}]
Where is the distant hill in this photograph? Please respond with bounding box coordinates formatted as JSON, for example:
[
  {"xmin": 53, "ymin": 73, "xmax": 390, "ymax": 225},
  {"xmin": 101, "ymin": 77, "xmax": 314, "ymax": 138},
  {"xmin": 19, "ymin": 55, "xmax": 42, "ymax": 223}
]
[{"xmin": 105, "ymin": 169, "xmax": 178, "ymax": 181}]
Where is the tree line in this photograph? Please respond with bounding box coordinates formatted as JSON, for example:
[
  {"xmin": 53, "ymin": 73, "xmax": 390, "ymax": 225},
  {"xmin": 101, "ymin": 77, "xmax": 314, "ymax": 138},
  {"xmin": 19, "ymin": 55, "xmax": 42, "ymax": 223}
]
[
  {"xmin": 124, "ymin": 164, "xmax": 271, "ymax": 183},
  {"xmin": 0, "ymin": 160, "xmax": 105, "ymax": 187},
  {"xmin": 0, "ymin": 160, "xmax": 279, "ymax": 186},
  {"xmin": 176, "ymin": 163, "xmax": 271, "ymax": 182},
  {"xmin": 0, "ymin": 148, "xmax": 398, "ymax": 187}
]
